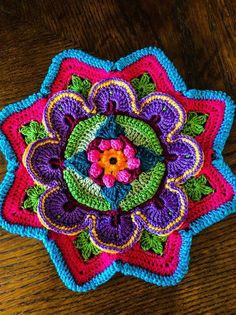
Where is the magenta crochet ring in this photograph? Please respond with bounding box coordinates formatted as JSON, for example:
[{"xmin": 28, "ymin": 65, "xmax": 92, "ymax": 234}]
[{"xmin": 0, "ymin": 47, "xmax": 235, "ymax": 292}]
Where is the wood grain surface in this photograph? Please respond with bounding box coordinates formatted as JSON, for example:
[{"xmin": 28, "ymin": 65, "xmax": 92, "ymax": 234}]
[{"xmin": 0, "ymin": 1, "xmax": 235, "ymax": 314}]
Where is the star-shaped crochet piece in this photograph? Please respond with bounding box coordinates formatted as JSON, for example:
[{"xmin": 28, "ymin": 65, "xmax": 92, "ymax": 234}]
[{"xmin": 0, "ymin": 47, "xmax": 235, "ymax": 292}]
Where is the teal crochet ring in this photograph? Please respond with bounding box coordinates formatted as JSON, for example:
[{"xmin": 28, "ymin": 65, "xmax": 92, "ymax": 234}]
[{"xmin": 0, "ymin": 47, "xmax": 235, "ymax": 292}]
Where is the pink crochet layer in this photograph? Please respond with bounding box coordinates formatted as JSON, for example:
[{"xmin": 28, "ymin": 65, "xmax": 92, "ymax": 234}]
[
  {"xmin": 49, "ymin": 56, "xmax": 175, "ymax": 97},
  {"xmin": 49, "ymin": 231, "xmax": 182, "ymax": 285},
  {"xmin": 2, "ymin": 165, "xmax": 42, "ymax": 228},
  {"xmin": 1, "ymin": 98, "xmax": 47, "ymax": 160}
]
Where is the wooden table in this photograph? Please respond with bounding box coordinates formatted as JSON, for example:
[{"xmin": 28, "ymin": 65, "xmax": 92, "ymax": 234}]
[{"xmin": 0, "ymin": 1, "xmax": 235, "ymax": 314}]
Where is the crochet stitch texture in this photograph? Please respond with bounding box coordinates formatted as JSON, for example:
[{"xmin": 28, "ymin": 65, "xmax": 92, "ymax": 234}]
[{"xmin": 0, "ymin": 47, "xmax": 235, "ymax": 291}]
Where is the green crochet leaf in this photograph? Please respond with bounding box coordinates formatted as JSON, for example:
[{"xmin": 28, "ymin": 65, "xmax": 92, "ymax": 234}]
[
  {"xmin": 116, "ymin": 115, "xmax": 162, "ymax": 155},
  {"xmin": 63, "ymin": 169, "xmax": 112, "ymax": 211},
  {"xmin": 140, "ymin": 230, "xmax": 167, "ymax": 255},
  {"xmin": 65, "ymin": 115, "xmax": 106, "ymax": 159},
  {"xmin": 74, "ymin": 230, "xmax": 101, "ymax": 261},
  {"xmin": 67, "ymin": 75, "xmax": 92, "ymax": 98},
  {"xmin": 182, "ymin": 112, "xmax": 208, "ymax": 137},
  {"xmin": 20, "ymin": 121, "xmax": 48, "ymax": 145},
  {"xmin": 23, "ymin": 185, "xmax": 46, "ymax": 213},
  {"xmin": 120, "ymin": 161, "xmax": 165, "ymax": 211},
  {"xmin": 184, "ymin": 175, "xmax": 214, "ymax": 201},
  {"xmin": 131, "ymin": 73, "xmax": 156, "ymax": 99}
]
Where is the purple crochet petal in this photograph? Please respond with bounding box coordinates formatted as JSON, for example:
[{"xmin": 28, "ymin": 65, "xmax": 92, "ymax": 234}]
[
  {"xmin": 166, "ymin": 136, "xmax": 203, "ymax": 182},
  {"xmin": 138, "ymin": 185, "xmax": 188, "ymax": 234},
  {"xmin": 25, "ymin": 139, "xmax": 63, "ymax": 185},
  {"xmin": 139, "ymin": 93, "xmax": 186, "ymax": 137},
  {"xmin": 139, "ymin": 93, "xmax": 203, "ymax": 183},
  {"xmin": 44, "ymin": 91, "xmax": 91, "ymax": 140},
  {"xmin": 38, "ymin": 186, "xmax": 88, "ymax": 234},
  {"xmin": 89, "ymin": 213, "xmax": 141, "ymax": 251},
  {"xmin": 88, "ymin": 78, "xmax": 138, "ymax": 115}
]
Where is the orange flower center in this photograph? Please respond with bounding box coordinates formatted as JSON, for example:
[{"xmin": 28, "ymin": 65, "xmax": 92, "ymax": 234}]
[{"xmin": 98, "ymin": 148, "xmax": 128, "ymax": 176}]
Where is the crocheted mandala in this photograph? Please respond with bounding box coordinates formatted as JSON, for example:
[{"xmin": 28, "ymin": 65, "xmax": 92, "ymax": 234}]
[{"xmin": 0, "ymin": 48, "xmax": 235, "ymax": 291}]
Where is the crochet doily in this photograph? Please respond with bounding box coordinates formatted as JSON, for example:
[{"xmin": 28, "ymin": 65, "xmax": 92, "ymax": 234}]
[{"xmin": 0, "ymin": 47, "xmax": 235, "ymax": 292}]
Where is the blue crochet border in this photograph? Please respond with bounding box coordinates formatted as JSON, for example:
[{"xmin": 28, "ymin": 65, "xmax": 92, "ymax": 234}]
[{"xmin": 0, "ymin": 47, "xmax": 235, "ymax": 292}]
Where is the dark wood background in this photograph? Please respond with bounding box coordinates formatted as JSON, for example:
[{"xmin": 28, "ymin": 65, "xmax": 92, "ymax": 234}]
[{"xmin": 0, "ymin": 1, "xmax": 235, "ymax": 314}]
